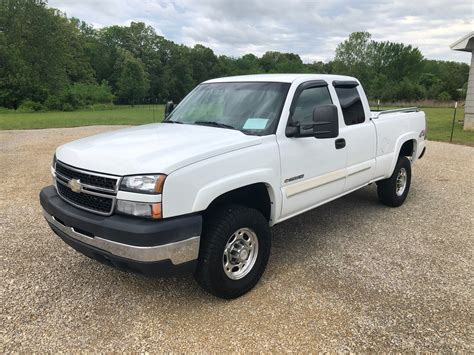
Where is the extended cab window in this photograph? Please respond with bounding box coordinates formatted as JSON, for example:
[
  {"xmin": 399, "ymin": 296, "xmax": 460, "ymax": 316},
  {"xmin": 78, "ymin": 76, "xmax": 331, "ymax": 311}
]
[
  {"xmin": 291, "ymin": 86, "xmax": 332, "ymax": 125},
  {"xmin": 334, "ymin": 86, "xmax": 365, "ymax": 125}
]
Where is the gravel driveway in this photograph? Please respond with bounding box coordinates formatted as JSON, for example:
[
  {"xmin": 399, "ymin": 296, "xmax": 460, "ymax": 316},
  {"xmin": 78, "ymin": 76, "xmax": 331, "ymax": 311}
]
[{"xmin": 1, "ymin": 126, "xmax": 473, "ymax": 352}]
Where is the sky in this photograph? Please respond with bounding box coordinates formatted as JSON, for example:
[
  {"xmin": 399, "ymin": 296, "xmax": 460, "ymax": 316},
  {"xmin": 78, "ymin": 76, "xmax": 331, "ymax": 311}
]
[{"xmin": 49, "ymin": 0, "xmax": 474, "ymax": 64}]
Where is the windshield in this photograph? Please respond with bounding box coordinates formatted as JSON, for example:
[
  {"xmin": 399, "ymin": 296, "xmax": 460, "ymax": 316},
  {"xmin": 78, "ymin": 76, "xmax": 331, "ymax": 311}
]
[{"xmin": 166, "ymin": 82, "xmax": 290, "ymax": 135}]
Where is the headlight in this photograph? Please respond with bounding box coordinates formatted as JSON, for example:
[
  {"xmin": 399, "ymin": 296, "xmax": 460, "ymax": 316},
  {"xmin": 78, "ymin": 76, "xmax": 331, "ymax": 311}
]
[
  {"xmin": 120, "ymin": 174, "xmax": 166, "ymax": 194},
  {"xmin": 116, "ymin": 200, "xmax": 162, "ymax": 219}
]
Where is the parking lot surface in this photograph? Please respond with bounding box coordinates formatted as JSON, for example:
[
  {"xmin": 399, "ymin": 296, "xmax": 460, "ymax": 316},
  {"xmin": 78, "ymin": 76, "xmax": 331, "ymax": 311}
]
[{"xmin": 1, "ymin": 126, "xmax": 473, "ymax": 352}]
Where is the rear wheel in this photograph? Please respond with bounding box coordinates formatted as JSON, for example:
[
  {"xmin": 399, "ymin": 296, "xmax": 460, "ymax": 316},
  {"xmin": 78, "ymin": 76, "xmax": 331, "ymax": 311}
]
[
  {"xmin": 195, "ymin": 204, "xmax": 271, "ymax": 299},
  {"xmin": 377, "ymin": 156, "xmax": 412, "ymax": 207}
]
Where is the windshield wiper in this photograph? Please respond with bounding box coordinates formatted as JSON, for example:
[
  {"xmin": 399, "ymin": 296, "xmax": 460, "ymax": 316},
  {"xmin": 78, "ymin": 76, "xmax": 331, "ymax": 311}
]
[
  {"xmin": 194, "ymin": 121, "xmax": 235, "ymax": 130},
  {"xmin": 163, "ymin": 120, "xmax": 183, "ymax": 124}
]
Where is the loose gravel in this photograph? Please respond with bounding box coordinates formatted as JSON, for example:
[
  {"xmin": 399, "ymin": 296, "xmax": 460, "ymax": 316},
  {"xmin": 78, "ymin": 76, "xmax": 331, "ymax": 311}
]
[{"xmin": 1, "ymin": 126, "xmax": 473, "ymax": 352}]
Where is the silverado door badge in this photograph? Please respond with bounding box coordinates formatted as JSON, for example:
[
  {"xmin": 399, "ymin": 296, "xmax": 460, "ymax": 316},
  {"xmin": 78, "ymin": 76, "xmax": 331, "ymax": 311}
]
[{"xmin": 284, "ymin": 174, "xmax": 304, "ymax": 183}]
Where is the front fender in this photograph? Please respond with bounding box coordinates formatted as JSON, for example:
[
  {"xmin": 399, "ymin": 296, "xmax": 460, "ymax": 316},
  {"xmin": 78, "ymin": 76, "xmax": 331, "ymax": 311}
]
[
  {"xmin": 162, "ymin": 137, "xmax": 281, "ymax": 222},
  {"xmin": 191, "ymin": 169, "xmax": 280, "ymax": 221}
]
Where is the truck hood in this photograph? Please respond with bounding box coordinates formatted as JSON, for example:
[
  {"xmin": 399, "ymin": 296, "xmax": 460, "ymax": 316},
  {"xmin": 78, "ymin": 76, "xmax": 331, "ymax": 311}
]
[{"xmin": 56, "ymin": 123, "xmax": 262, "ymax": 176}]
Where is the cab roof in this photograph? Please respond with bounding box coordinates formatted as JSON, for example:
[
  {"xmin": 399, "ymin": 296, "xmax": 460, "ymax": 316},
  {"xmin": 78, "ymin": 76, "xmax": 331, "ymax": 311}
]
[{"xmin": 204, "ymin": 73, "xmax": 357, "ymax": 84}]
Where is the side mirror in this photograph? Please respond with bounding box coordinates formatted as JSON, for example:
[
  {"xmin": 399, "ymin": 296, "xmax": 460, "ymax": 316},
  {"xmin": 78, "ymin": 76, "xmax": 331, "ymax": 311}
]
[
  {"xmin": 285, "ymin": 104, "xmax": 339, "ymax": 138},
  {"xmin": 312, "ymin": 104, "xmax": 339, "ymax": 138},
  {"xmin": 164, "ymin": 101, "xmax": 175, "ymax": 118}
]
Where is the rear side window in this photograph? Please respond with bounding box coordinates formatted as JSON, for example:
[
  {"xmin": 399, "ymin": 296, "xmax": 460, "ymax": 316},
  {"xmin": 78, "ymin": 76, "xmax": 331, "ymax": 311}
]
[
  {"xmin": 335, "ymin": 87, "xmax": 365, "ymax": 125},
  {"xmin": 291, "ymin": 86, "xmax": 332, "ymax": 125}
]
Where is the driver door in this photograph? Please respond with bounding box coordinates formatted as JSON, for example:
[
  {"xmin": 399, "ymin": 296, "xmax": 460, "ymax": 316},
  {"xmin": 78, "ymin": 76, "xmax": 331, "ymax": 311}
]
[{"xmin": 278, "ymin": 81, "xmax": 347, "ymax": 220}]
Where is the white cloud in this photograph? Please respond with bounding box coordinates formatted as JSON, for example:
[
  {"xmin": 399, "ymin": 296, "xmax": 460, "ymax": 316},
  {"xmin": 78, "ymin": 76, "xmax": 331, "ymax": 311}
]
[{"xmin": 49, "ymin": 0, "xmax": 474, "ymax": 63}]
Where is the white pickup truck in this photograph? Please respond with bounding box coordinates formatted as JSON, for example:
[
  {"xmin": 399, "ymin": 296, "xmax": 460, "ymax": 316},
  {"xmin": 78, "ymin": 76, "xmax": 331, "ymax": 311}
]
[{"xmin": 40, "ymin": 74, "xmax": 426, "ymax": 299}]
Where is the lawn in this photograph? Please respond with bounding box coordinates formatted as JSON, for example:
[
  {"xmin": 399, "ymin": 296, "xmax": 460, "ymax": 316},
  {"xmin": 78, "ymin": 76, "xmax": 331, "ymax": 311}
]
[
  {"xmin": 0, "ymin": 105, "xmax": 164, "ymax": 130},
  {"xmin": 379, "ymin": 106, "xmax": 472, "ymax": 146},
  {"xmin": 420, "ymin": 107, "xmax": 472, "ymax": 146},
  {"xmin": 0, "ymin": 104, "xmax": 472, "ymax": 146}
]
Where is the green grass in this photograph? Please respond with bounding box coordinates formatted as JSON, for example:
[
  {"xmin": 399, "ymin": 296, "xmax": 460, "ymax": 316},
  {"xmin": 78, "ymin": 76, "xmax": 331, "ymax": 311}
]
[
  {"xmin": 423, "ymin": 107, "xmax": 472, "ymax": 146},
  {"xmin": 0, "ymin": 104, "xmax": 472, "ymax": 146},
  {"xmin": 380, "ymin": 106, "xmax": 473, "ymax": 146},
  {"xmin": 0, "ymin": 105, "xmax": 164, "ymax": 130}
]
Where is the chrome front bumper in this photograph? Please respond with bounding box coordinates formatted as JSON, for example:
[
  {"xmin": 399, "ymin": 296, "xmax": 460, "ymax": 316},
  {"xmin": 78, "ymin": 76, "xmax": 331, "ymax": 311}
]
[{"xmin": 43, "ymin": 209, "xmax": 200, "ymax": 265}]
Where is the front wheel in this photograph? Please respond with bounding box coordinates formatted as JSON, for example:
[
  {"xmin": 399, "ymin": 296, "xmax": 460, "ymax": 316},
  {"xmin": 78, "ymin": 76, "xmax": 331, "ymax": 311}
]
[
  {"xmin": 377, "ymin": 156, "xmax": 412, "ymax": 207},
  {"xmin": 195, "ymin": 204, "xmax": 271, "ymax": 299}
]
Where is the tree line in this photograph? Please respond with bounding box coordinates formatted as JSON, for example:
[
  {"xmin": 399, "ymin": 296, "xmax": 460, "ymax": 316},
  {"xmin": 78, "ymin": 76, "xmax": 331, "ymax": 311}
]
[{"xmin": 0, "ymin": 0, "xmax": 469, "ymax": 111}]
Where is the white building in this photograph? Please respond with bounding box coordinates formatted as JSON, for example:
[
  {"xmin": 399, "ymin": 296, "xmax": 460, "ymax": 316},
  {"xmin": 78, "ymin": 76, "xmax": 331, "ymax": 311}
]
[{"xmin": 450, "ymin": 32, "xmax": 474, "ymax": 131}]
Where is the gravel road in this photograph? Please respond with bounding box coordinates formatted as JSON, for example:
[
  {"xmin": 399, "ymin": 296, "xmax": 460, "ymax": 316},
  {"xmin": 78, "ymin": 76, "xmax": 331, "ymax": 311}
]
[{"xmin": 1, "ymin": 126, "xmax": 473, "ymax": 352}]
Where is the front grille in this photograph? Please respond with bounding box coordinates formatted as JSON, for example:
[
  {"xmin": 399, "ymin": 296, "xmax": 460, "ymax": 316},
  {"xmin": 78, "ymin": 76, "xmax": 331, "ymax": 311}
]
[
  {"xmin": 54, "ymin": 160, "xmax": 119, "ymax": 215},
  {"xmin": 55, "ymin": 162, "xmax": 117, "ymax": 191},
  {"xmin": 57, "ymin": 183, "xmax": 113, "ymax": 214}
]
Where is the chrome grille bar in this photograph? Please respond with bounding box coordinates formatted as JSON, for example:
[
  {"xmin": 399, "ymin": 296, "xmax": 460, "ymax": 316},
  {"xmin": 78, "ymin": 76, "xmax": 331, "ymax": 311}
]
[{"xmin": 53, "ymin": 160, "xmax": 121, "ymax": 216}]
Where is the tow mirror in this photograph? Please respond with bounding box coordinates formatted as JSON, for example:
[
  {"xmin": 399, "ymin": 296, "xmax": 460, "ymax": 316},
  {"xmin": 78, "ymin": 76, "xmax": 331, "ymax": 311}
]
[
  {"xmin": 286, "ymin": 104, "xmax": 339, "ymax": 138},
  {"xmin": 312, "ymin": 104, "xmax": 338, "ymax": 138},
  {"xmin": 164, "ymin": 101, "xmax": 175, "ymax": 118}
]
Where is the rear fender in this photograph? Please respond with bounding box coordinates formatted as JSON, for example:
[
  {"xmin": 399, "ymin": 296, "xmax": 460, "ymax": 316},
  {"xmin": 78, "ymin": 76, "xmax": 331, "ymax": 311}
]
[{"xmin": 388, "ymin": 134, "xmax": 418, "ymax": 176}]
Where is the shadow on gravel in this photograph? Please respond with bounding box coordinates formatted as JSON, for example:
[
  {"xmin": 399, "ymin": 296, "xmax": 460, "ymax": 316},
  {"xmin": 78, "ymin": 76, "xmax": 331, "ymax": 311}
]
[{"xmin": 53, "ymin": 184, "xmax": 383, "ymax": 302}]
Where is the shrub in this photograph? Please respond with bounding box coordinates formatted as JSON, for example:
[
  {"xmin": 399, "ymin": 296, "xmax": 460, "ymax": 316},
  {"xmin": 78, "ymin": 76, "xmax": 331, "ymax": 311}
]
[
  {"xmin": 44, "ymin": 96, "xmax": 62, "ymax": 111},
  {"xmin": 391, "ymin": 79, "xmax": 425, "ymax": 101},
  {"xmin": 17, "ymin": 100, "xmax": 44, "ymax": 112},
  {"xmin": 437, "ymin": 91, "xmax": 452, "ymax": 101},
  {"xmin": 64, "ymin": 81, "xmax": 114, "ymax": 108},
  {"xmin": 89, "ymin": 103, "xmax": 114, "ymax": 110},
  {"xmin": 61, "ymin": 103, "xmax": 74, "ymax": 111},
  {"xmin": 44, "ymin": 81, "xmax": 115, "ymax": 111}
]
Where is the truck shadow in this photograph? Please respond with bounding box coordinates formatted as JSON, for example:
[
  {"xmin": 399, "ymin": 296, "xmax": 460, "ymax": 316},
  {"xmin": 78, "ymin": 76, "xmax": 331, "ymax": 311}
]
[
  {"xmin": 63, "ymin": 184, "xmax": 383, "ymax": 302},
  {"xmin": 271, "ymin": 184, "xmax": 380, "ymax": 248}
]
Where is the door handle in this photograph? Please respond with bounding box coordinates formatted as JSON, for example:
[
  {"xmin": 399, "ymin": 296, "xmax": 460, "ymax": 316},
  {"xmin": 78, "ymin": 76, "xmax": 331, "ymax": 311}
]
[{"xmin": 335, "ymin": 138, "xmax": 346, "ymax": 149}]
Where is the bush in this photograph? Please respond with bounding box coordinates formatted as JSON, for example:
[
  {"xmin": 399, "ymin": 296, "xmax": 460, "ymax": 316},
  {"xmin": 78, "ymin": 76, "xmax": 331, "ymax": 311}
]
[
  {"xmin": 43, "ymin": 81, "xmax": 115, "ymax": 111},
  {"xmin": 17, "ymin": 100, "xmax": 44, "ymax": 112},
  {"xmin": 44, "ymin": 96, "xmax": 62, "ymax": 111},
  {"xmin": 89, "ymin": 103, "xmax": 114, "ymax": 110},
  {"xmin": 0, "ymin": 106, "xmax": 13, "ymax": 114},
  {"xmin": 64, "ymin": 81, "xmax": 115, "ymax": 108},
  {"xmin": 437, "ymin": 91, "xmax": 452, "ymax": 101},
  {"xmin": 61, "ymin": 103, "xmax": 74, "ymax": 111},
  {"xmin": 391, "ymin": 79, "xmax": 425, "ymax": 101}
]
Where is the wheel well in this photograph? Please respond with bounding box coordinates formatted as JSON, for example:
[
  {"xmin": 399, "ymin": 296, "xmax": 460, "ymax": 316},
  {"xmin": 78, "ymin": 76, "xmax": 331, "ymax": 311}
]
[
  {"xmin": 399, "ymin": 140, "xmax": 415, "ymax": 158},
  {"xmin": 205, "ymin": 183, "xmax": 272, "ymax": 221}
]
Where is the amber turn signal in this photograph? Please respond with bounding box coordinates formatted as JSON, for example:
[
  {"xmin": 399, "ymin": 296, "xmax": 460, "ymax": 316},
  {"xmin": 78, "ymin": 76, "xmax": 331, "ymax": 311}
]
[
  {"xmin": 154, "ymin": 175, "xmax": 166, "ymax": 194},
  {"xmin": 152, "ymin": 203, "xmax": 162, "ymax": 219}
]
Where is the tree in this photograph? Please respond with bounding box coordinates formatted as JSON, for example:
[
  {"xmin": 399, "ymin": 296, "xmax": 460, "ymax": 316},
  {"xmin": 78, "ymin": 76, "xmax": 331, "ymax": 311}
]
[
  {"xmin": 421, "ymin": 60, "xmax": 469, "ymax": 100},
  {"xmin": 0, "ymin": 2, "xmax": 470, "ymax": 109},
  {"xmin": 333, "ymin": 32, "xmax": 373, "ymax": 85},
  {"xmin": 115, "ymin": 49, "xmax": 149, "ymax": 105},
  {"xmin": 190, "ymin": 44, "xmax": 220, "ymax": 83},
  {"xmin": 260, "ymin": 52, "xmax": 306, "ymax": 73},
  {"xmin": 369, "ymin": 41, "xmax": 423, "ymax": 82},
  {"xmin": 164, "ymin": 46, "xmax": 194, "ymax": 102},
  {"xmin": 239, "ymin": 54, "xmax": 261, "ymax": 72},
  {"xmin": 334, "ymin": 32, "xmax": 372, "ymax": 66},
  {"xmin": 0, "ymin": 0, "xmax": 93, "ymax": 108}
]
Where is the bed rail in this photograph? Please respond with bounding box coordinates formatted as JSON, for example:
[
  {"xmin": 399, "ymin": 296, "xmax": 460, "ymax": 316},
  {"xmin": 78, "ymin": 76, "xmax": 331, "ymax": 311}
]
[{"xmin": 371, "ymin": 107, "xmax": 418, "ymax": 119}]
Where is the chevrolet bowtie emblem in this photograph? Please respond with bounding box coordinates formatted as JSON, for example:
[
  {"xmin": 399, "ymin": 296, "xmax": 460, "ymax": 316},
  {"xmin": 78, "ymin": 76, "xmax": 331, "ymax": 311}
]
[{"xmin": 68, "ymin": 179, "xmax": 82, "ymax": 193}]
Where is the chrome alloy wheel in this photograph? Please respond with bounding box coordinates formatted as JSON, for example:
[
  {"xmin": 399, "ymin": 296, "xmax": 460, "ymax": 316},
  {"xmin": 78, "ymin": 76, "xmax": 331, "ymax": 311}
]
[
  {"xmin": 222, "ymin": 228, "xmax": 259, "ymax": 280},
  {"xmin": 396, "ymin": 167, "xmax": 407, "ymax": 196}
]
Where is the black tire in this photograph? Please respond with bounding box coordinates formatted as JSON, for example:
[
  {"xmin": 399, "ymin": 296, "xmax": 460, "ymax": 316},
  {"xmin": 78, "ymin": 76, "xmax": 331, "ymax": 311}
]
[
  {"xmin": 377, "ymin": 156, "xmax": 412, "ymax": 207},
  {"xmin": 195, "ymin": 204, "xmax": 271, "ymax": 299}
]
